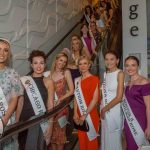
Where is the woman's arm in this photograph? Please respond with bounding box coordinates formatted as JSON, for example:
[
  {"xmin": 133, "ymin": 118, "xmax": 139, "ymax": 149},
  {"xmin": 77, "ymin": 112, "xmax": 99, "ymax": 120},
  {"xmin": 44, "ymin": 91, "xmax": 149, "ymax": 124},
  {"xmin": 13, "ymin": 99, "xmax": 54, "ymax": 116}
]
[
  {"xmin": 45, "ymin": 78, "xmax": 54, "ymax": 110},
  {"xmin": 101, "ymin": 71, "xmax": 125, "ymax": 119},
  {"xmin": 15, "ymin": 96, "xmax": 24, "ymax": 122},
  {"xmin": 80, "ymin": 83, "xmax": 99, "ymax": 122},
  {"xmin": 59, "ymin": 70, "xmax": 74, "ymax": 101},
  {"xmin": 2, "ymin": 96, "xmax": 18, "ymax": 126},
  {"xmin": 144, "ymin": 95, "xmax": 150, "ymax": 139},
  {"xmin": 82, "ymin": 46, "xmax": 91, "ymax": 59}
]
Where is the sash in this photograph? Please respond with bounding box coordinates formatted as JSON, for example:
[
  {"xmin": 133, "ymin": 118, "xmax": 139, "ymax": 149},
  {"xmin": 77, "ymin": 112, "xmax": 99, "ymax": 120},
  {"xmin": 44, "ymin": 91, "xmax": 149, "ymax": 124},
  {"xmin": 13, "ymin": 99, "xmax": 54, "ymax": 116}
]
[
  {"xmin": 122, "ymin": 97, "xmax": 150, "ymax": 146},
  {"xmin": 20, "ymin": 76, "xmax": 48, "ymax": 133},
  {"xmin": 84, "ymin": 12, "xmax": 90, "ymax": 24},
  {"xmin": 81, "ymin": 37, "xmax": 88, "ymax": 48},
  {"xmin": 74, "ymin": 77, "xmax": 98, "ymax": 141},
  {"xmin": 101, "ymin": 72, "xmax": 121, "ymax": 132},
  {"xmin": 0, "ymin": 86, "xmax": 11, "ymax": 126}
]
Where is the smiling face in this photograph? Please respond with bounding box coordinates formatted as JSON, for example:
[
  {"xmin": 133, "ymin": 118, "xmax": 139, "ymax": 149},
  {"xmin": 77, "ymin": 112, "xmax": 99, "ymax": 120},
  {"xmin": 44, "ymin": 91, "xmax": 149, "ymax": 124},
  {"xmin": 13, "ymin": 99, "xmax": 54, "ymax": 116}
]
[
  {"xmin": 0, "ymin": 41, "xmax": 10, "ymax": 64},
  {"xmin": 78, "ymin": 58, "xmax": 90, "ymax": 74},
  {"xmin": 72, "ymin": 39, "xmax": 80, "ymax": 52},
  {"xmin": 104, "ymin": 53, "xmax": 119, "ymax": 71},
  {"xmin": 125, "ymin": 58, "xmax": 139, "ymax": 76},
  {"xmin": 31, "ymin": 56, "xmax": 45, "ymax": 75},
  {"xmin": 55, "ymin": 56, "xmax": 67, "ymax": 70},
  {"xmin": 81, "ymin": 24, "xmax": 88, "ymax": 34}
]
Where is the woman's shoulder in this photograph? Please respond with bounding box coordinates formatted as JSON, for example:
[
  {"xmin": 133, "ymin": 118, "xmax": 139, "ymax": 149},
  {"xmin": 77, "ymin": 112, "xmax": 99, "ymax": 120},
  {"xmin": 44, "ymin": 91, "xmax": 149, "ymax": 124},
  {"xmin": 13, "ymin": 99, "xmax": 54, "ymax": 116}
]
[
  {"xmin": 90, "ymin": 75, "xmax": 100, "ymax": 82},
  {"xmin": 138, "ymin": 76, "xmax": 149, "ymax": 85}
]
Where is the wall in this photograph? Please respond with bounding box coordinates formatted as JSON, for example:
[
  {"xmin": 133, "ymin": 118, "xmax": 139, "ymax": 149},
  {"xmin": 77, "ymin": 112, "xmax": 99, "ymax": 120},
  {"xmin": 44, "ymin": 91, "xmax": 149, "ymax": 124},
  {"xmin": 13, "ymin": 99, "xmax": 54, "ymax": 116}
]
[
  {"xmin": 122, "ymin": 0, "xmax": 147, "ymax": 77},
  {"xmin": 0, "ymin": 0, "xmax": 87, "ymax": 75}
]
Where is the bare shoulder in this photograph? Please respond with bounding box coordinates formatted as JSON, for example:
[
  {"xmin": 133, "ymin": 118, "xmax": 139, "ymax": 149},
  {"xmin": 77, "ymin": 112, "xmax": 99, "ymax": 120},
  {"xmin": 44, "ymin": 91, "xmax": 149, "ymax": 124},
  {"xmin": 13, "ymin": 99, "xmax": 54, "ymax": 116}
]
[
  {"xmin": 139, "ymin": 76, "xmax": 149, "ymax": 85},
  {"xmin": 118, "ymin": 70, "xmax": 125, "ymax": 78},
  {"xmin": 64, "ymin": 69, "xmax": 71, "ymax": 76},
  {"xmin": 43, "ymin": 77, "xmax": 54, "ymax": 87}
]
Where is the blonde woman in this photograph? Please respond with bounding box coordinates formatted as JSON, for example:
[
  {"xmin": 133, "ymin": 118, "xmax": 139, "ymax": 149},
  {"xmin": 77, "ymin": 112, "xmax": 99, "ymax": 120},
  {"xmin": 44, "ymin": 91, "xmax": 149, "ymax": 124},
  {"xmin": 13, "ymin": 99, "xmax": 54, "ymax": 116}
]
[{"xmin": 50, "ymin": 52, "xmax": 74, "ymax": 150}]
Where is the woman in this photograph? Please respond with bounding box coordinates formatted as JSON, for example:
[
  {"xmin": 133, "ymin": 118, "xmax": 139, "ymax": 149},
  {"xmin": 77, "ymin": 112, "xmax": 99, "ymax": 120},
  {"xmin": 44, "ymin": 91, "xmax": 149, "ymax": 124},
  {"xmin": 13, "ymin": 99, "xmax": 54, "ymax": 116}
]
[
  {"xmin": 50, "ymin": 52, "xmax": 74, "ymax": 150},
  {"xmin": 80, "ymin": 23, "xmax": 97, "ymax": 58},
  {"xmin": 123, "ymin": 56, "xmax": 150, "ymax": 150},
  {"xmin": 18, "ymin": 50, "xmax": 54, "ymax": 150},
  {"xmin": 101, "ymin": 51, "xmax": 124, "ymax": 150},
  {"xmin": 67, "ymin": 38, "xmax": 82, "ymax": 83},
  {"xmin": 73, "ymin": 55, "xmax": 100, "ymax": 150},
  {"xmin": 0, "ymin": 38, "xmax": 23, "ymax": 150},
  {"xmin": 84, "ymin": 5, "xmax": 93, "ymax": 24}
]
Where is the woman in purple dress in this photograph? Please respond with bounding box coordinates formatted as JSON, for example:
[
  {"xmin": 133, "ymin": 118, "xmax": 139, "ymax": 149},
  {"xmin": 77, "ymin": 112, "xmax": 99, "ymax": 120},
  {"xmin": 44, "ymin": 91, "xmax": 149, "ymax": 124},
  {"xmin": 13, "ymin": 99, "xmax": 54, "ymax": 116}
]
[{"xmin": 124, "ymin": 56, "xmax": 150, "ymax": 150}]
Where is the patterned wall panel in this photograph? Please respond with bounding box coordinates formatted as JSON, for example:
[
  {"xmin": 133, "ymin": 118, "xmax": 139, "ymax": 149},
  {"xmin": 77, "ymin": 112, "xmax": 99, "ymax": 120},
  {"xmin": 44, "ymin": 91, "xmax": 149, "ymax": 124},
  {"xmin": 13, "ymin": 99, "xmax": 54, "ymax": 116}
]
[{"xmin": 0, "ymin": 0, "xmax": 87, "ymax": 75}]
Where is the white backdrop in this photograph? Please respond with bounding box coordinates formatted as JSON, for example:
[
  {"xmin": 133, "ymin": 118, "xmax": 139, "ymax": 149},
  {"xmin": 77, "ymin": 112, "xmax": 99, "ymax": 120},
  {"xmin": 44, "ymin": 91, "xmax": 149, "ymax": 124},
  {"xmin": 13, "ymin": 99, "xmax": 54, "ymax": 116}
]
[{"xmin": 122, "ymin": 0, "xmax": 147, "ymax": 77}]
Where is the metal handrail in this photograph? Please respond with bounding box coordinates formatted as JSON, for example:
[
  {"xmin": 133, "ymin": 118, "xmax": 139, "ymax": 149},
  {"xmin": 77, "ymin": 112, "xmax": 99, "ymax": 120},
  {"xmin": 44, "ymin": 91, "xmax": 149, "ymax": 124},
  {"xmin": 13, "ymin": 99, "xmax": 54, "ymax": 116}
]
[{"xmin": 0, "ymin": 95, "xmax": 74, "ymax": 142}]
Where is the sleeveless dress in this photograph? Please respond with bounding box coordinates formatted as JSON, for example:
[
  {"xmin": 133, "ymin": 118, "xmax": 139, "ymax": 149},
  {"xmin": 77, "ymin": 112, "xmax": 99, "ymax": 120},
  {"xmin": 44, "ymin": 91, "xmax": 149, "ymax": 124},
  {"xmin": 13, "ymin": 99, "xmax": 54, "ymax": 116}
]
[
  {"xmin": 101, "ymin": 70, "xmax": 122, "ymax": 150},
  {"xmin": 51, "ymin": 77, "xmax": 69, "ymax": 144},
  {"xmin": 124, "ymin": 84, "xmax": 150, "ymax": 150},
  {"xmin": 77, "ymin": 76, "xmax": 100, "ymax": 150},
  {"xmin": 18, "ymin": 76, "xmax": 48, "ymax": 150},
  {"xmin": 0, "ymin": 67, "xmax": 23, "ymax": 150}
]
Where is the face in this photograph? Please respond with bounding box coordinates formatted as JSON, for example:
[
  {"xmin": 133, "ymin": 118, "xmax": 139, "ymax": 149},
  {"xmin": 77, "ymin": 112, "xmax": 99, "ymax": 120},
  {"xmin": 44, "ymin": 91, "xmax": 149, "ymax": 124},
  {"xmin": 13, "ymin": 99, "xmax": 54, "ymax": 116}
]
[
  {"xmin": 124, "ymin": 59, "xmax": 139, "ymax": 76},
  {"xmin": 31, "ymin": 56, "xmax": 45, "ymax": 74},
  {"xmin": 72, "ymin": 39, "xmax": 80, "ymax": 52},
  {"xmin": 104, "ymin": 53, "xmax": 119, "ymax": 70},
  {"xmin": 72, "ymin": 36, "xmax": 78, "ymax": 41},
  {"xmin": 0, "ymin": 42, "xmax": 10, "ymax": 64},
  {"xmin": 81, "ymin": 25, "xmax": 88, "ymax": 34},
  {"xmin": 56, "ymin": 56, "xmax": 67, "ymax": 70},
  {"xmin": 90, "ymin": 22, "xmax": 96, "ymax": 32},
  {"xmin": 78, "ymin": 58, "xmax": 90, "ymax": 74}
]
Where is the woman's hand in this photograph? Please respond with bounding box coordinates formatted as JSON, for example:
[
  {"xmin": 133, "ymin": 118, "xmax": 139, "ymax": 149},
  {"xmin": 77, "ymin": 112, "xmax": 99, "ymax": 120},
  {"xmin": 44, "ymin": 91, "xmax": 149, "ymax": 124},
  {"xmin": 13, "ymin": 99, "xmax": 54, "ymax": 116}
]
[
  {"xmin": 44, "ymin": 124, "xmax": 53, "ymax": 145},
  {"xmin": 101, "ymin": 108, "xmax": 106, "ymax": 120},
  {"xmin": 79, "ymin": 115, "xmax": 86, "ymax": 125},
  {"xmin": 73, "ymin": 113, "xmax": 80, "ymax": 125},
  {"xmin": 145, "ymin": 127, "xmax": 150, "ymax": 140}
]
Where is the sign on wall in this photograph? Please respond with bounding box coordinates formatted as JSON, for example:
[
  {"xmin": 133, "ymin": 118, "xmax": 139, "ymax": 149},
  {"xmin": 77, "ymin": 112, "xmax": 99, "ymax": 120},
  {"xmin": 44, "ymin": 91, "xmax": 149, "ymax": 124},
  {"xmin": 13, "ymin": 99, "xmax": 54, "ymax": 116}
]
[{"xmin": 122, "ymin": 0, "xmax": 147, "ymax": 77}]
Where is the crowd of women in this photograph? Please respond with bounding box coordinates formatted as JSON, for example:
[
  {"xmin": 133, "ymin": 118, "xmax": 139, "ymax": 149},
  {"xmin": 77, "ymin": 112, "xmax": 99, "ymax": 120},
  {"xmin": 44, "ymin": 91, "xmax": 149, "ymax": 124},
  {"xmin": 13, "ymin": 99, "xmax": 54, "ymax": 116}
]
[{"xmin": 0, "ymin": 1, "xmax": 150, "ymax": 150}]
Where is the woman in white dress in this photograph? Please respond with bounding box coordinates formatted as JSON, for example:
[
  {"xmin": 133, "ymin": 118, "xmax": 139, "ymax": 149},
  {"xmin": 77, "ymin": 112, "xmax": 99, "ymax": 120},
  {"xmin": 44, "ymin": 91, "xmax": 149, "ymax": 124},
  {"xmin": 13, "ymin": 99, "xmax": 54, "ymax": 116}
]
[{"xmin": 101, "ymin": 51, "xmax": 124, "ymax": 150}]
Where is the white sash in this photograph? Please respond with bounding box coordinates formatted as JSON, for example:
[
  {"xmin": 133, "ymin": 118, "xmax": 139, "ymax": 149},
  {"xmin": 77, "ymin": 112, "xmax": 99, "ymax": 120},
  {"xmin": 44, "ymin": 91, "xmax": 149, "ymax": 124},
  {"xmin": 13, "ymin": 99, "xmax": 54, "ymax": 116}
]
[
  {"xmin": 101, "ymin": 72, "xmax": 121, "ymax": 132},
  {"xmin": 81, "ymin": 37, "xmax": 88, "ymax": 48},
  {"xmin": 84, "ymin": 12, "xmax": 90, "ymax": 24},
  {"xmin": 20, "ymin": 76, "xmax": 48, "ymax": 133},
  {"xmin": 122, "ymin": 97, "xmax": 150, "ymax": 146},
  {"xmin": 0, "ymin": 87, "xmax": 11, "ymax": 126},
  {"xmin": 74, "ymin": 77, "xmax": 98, "ymax": 141}
]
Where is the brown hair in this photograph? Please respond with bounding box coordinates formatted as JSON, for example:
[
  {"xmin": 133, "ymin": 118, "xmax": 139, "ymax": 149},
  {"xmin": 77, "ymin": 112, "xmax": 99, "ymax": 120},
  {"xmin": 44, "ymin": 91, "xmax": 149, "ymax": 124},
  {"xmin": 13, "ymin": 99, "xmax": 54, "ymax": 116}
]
[
  {"xmin": 28, "ymin": 50, "xmax": 46, "ymax": 63},
  {"xmin": 125, "ymin": 56, "xmax": 140, "ymax": 66},
  {"xmin": 104, "ymin": 50, "xmax": 119, "ymax": 59},
  {"xmin": 80, "ymin": 23, "xmax": 91, "ymax": 38}
]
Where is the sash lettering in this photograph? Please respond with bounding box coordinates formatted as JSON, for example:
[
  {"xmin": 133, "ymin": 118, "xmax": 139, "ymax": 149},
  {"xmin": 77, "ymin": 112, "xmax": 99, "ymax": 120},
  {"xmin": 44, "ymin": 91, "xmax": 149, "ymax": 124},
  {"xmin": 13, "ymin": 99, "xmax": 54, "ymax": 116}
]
[
  {"xmin": 122, "ymin": 97, "xmax": 150, "ymax": 146},
  {"xmin": 74, "ymin": 77, "xmax": 98, "ymax": 141},
  {"xmin": 21, "ymin": 76, "xmax": 48, "ymax": 133}
]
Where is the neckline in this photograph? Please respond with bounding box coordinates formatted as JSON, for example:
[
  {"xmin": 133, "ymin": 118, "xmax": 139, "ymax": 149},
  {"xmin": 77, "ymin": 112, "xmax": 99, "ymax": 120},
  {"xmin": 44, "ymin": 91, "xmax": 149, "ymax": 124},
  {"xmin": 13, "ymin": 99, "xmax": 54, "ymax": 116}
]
[
  {"xmin": 106, "ymin": 69, "xmax": 120, "ymax": 74},
  {"xmin": 81, "ymin": 75, "xmax": 93, "ymax": 81}
]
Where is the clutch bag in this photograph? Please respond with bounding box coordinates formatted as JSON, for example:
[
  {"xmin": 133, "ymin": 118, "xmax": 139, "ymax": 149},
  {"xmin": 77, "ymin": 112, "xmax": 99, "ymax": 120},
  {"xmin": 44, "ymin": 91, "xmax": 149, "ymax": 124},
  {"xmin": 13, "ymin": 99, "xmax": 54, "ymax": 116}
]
[{"xmin": 73, "ymin": 120, "xmax": 89, "ymax": 132}]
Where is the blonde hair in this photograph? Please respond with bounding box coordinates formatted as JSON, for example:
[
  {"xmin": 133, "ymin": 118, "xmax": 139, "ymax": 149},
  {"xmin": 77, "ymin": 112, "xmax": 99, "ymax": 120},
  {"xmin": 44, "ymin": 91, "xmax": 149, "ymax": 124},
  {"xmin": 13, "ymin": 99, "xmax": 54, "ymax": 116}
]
[
  {"xmin": 0, "ymin": 38, "xmax": 12, "ymax": 66},
  {"xmin": 51, "ymin": 52, "xmax": 68, "ymax": 75},
  {"xmin": 71, "ymin": 39, "xmax": 83, "ymax": 55},
  {"xmin": 78, "ymin": 55, "xmax": 92, "ymax": 66}
]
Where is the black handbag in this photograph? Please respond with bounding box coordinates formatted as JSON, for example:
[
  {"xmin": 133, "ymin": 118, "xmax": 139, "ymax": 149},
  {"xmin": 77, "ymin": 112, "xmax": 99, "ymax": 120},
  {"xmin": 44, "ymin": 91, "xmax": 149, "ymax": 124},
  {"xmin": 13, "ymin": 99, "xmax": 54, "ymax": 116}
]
[{"xmin": 73, "ymin": 120, "xmax": 89, "ymax": 132}]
